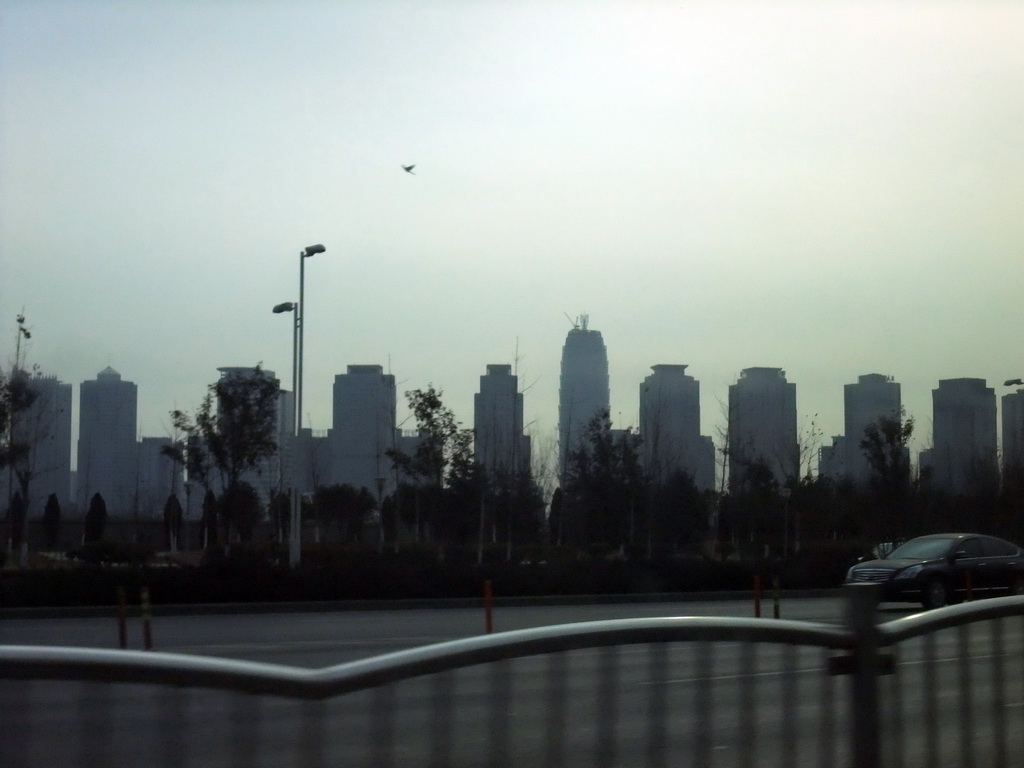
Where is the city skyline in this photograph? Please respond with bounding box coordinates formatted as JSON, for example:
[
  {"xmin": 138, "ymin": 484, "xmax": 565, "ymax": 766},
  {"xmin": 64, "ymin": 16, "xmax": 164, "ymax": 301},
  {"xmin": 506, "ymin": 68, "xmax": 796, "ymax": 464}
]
[
  {"xmin": 9, "ymin": 354, "xmax": 1024, "ymax": 477},
  {"xmin": 3, "ymin": 2, "xmax": 1022, "ymax": 462}
]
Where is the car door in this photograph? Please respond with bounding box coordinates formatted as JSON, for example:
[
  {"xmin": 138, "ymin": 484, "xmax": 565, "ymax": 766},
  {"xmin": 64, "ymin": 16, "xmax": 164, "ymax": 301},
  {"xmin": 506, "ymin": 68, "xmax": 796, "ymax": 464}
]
[
  {"xmin": 977, "ymin": 536, "xmax": 1021, "ymax": 596},
  {"xmin": 950, "ymin": 537, "xmax": 989, "ymax": 598}
]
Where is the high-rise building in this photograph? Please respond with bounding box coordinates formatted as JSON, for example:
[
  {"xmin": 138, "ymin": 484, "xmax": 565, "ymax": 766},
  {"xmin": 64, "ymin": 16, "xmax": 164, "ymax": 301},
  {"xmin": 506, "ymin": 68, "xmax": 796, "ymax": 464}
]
[
  {"xmin": 819, "ymin": 435, "xmax": 847, "ymax": 480},
  {"xmin": 1004, "ymin": 385, "xmax": 1024, "ymax": 474},
  {"xmin": 931, "ymin": 378, "xmax": 997, "ymax": 495},
  {"xmin": 331, "ymin": 365, "xmax": 396, "ymax": 494},
  {"xmin": 3, "ymin": 373, "xmax": 73, "ymax": 515},
  {"xmin": 136, "ymin": 436, "xmax": 180, "ymax": 519},
  {"xmin": 558, "ymin": 316, "xmax": 609, "ymax": 476},
  {"xmin": 639, "ymin": 364, "xmax": 715, "ymax": 490},
  {"xmin": 842, "ymin": 374, "xmax": 902, "ymax": 487},
  {"xmin": 728, "ymin": 367, "xmax": 797, "ymax": 489},
  {"xmin": 474, "ymin": 364, "xmax": 530, "ymax": 477},
  {"xmin": 77, "ymin": 367, "xmax": 138, "ymax": 516}
]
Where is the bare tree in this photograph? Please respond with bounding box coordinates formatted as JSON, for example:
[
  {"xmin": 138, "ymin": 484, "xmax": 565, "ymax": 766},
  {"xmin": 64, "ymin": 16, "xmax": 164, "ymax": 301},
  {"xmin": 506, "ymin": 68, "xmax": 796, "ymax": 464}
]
[
  {"xmin": 168, "ymin": 366, "xmax": 279, "ymax": 542},
  {"xmin": 386, "ymin": 386, "xmax": 475, "ymax": 543},
  {"xmin": 860, "ymin": 410, "xmax": 914, "ymax": 540}
]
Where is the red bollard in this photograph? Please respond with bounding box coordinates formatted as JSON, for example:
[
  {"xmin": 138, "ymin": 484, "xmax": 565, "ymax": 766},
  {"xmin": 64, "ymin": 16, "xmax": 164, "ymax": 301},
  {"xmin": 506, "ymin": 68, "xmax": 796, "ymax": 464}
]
[
  {"xmin": 753, "ymin": 574, "xmax": 762, "ymax": 618},
  {"xmin": 141, "ymin": 587, "xmax": 153, "ymax": 650},
  {"xmin": 117, "ymin": 587, "xmax": 128, "ymax": 649},
  {"xmin": 483, "ymin": 579, "xmax": 494, "ymax": 634}
]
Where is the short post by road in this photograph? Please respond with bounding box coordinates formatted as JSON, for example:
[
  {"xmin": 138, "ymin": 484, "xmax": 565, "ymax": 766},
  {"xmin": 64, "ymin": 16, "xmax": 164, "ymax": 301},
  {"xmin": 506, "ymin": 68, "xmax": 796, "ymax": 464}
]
[
  {"xmin": 753, "ymin": 574, "xmax": 762, "ymax": 618},
  {"xmin": 141, "ymin": 587, "xmax": 153, "ymax": 651},
  {"xmin": 772, "ymin": 575, "xmax": 781, "ymax": 619},
  {"xmin": 117, "ymin": 587, "xmax": 128, "ymax": 649},
  {"xmin": 483, "ymin": 579, "xmax": 494, "ymax": 634}
]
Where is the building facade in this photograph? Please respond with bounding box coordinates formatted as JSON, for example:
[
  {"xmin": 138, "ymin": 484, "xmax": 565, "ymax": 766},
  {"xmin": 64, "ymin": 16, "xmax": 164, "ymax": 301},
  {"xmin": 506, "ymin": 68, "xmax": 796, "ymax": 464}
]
[
  {"xmin": 842, "ymin": 373, "xmax": 902, "ymax": 487},
  {"xmin": 77, "ymin": 367, "xmax": 138, "ymax": 517},
  {"xmin": 330, "ymin": 365, "xmax": 396, "ymax": 494},
  {"xmin": 558, "ymin": 316, "xmax": 609, "ymax": 477},
  {"xmin": 931, "ymin": 378, "xmax": 997, "ymax": 495},
  {"xmin": 3, "ymin": 373, "xmax": 73, "ymax": 516},
  {"xmin": 1004, "ymin": 385, "xmax": 1024, "ymax": 475},
  {"xmin": 819, "ymin": 435, "xmax": 847, "ymax": 480},
  {"xmin": 474, "ymin": 364, "xmax": 530, "ymax": 477},
  {"xmin": 727, "ymin": 367, "xmax": 797, "ymax": 489},
  {"xmin": 136, "ymin": 436, "xmax": 181, "ymax": 519},
  {"xmin": 639, "ymin": 364, "xmax": 715, "ymax": 490}
]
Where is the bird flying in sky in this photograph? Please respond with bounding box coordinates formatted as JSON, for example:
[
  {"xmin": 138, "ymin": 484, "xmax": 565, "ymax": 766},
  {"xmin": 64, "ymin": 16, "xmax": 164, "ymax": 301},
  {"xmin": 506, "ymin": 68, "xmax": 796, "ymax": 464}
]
[{"xmin": 402, "ymin": 164, "xmax": 416, "ymax": 174}]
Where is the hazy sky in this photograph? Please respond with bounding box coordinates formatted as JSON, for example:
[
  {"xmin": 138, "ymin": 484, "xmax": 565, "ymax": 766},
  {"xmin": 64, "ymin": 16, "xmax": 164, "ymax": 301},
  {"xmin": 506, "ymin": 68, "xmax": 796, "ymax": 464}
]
[{"xmin": 2, "ymin": 1, "xmax": 1022, "ymax": 468}]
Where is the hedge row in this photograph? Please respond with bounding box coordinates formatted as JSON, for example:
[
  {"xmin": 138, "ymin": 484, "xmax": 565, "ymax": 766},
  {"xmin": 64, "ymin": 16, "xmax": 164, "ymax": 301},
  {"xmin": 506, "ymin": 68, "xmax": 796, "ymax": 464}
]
[{"xmin": 0, "ymin": 541, "xmax": 867, "ymax": 608}]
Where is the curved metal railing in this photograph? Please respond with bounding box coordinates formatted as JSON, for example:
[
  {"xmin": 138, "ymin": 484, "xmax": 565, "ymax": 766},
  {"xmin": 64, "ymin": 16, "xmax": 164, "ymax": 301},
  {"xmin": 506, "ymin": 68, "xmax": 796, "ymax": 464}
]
[
  {"xmin": 3, "ymin": 590, "xmax": 1024, "ymax": 768},
  {"xmin": 0, "ymin": 615, "xmax": 852, "ymax": 698}
]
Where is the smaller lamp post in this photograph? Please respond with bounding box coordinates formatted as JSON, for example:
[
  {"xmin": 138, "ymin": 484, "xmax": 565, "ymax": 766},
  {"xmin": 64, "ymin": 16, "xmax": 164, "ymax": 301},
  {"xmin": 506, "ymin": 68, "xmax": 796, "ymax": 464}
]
[{"xmin": 273, "ymin": 301, "xmax": 300, "ymax": 566}]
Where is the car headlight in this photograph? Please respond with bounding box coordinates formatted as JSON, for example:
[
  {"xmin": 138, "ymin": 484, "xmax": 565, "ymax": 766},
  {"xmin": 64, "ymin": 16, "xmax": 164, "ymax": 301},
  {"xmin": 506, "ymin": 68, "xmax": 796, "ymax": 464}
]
[{"xmin": 895, "ymin": 565, "xmax": 923, "ymax": 580}]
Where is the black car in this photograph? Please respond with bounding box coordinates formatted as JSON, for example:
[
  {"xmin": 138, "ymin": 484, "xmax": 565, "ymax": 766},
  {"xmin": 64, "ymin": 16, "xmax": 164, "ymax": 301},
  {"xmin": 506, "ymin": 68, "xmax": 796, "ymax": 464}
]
[{"xmin": 845, "ymin": 533, "xmax": 1024, "ymax": 609}]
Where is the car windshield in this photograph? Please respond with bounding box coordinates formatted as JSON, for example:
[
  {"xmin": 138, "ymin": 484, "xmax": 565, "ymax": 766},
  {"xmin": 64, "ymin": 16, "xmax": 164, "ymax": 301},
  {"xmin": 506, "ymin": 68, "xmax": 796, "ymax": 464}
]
[{"xmin": 888, "ymin": 538, "xmax": 956, "ymax": 560}]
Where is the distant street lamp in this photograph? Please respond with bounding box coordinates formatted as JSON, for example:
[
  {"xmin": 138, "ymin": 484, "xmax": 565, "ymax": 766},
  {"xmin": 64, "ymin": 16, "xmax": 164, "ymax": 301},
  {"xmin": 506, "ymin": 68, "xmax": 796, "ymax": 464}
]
[
  {"xmin": 375, "ymin": 476, "xmax": 386, "ymax": 548},
  {"xmin": 184, "ymin": 481, "xmax": 192, "ymax": 552},
  {"xmin": 272, "ymin": 301, "xmax": 298, "ymax": 424},
  {"xmin": 1006, "ymin": 379, "xmax": 1023, "ymax": 387},
  {"xmin": 273, "ymin": 300, "xmax": 299, "ymax": 565}
]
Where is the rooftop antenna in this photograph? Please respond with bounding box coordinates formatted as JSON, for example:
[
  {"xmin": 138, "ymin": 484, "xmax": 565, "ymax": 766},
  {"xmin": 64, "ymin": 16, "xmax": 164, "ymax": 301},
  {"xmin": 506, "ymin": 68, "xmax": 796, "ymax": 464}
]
[{"xmin": 580, "ymin": 313, "xmax": 589, "ymax": 331}]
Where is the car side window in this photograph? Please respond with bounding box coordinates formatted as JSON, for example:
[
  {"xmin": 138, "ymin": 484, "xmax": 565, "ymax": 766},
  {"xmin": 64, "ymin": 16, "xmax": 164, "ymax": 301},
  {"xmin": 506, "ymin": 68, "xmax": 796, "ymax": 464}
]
[
  {"xmin": 982, "ymin": 538, "xmax": 1017, "ymax": 557},
  {"xmin": 956, "ymin": 538, "xmax": 987, "ymax": 558}
]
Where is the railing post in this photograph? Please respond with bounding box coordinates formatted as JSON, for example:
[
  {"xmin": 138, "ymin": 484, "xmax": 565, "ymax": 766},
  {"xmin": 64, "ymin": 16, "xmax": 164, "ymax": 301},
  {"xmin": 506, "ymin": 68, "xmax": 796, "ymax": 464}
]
[{"xmin": 845, "ymin": 583, "xmax": 882, "ymax": 768}]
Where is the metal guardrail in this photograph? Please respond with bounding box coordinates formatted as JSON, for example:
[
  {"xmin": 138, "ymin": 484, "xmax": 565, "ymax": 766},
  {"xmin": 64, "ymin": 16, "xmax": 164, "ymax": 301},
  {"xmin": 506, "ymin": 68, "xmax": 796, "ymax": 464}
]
[{"xmin": 2, "ymin": 586, "xmax": 1024, "ymax": 767}]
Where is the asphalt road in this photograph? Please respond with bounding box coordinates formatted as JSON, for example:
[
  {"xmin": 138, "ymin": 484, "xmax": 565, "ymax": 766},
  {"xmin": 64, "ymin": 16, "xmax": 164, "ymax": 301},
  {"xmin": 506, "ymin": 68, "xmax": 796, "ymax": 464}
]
[
  {"xmin": 3, "ymin": 598, "xmax": 1018, "ymax": 767},
  {"xmin": 0, "ymin": 595, "xmax": 890, "ymax": 666}
]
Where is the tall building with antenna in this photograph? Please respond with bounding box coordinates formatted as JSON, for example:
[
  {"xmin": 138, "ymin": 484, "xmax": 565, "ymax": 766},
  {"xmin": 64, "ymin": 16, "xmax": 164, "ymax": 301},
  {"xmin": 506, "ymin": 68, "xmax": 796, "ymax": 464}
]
[{"xmin": 558, "ymin": 315, "xmax": 609, "ymax": 478}]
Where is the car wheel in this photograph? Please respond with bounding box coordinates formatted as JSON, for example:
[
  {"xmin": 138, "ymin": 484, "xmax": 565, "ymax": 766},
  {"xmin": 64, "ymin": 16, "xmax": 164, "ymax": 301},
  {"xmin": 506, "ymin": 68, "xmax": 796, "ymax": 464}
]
[{"xmin": 922, "ymin": 579, "xmax": 949, "ymax": 609}]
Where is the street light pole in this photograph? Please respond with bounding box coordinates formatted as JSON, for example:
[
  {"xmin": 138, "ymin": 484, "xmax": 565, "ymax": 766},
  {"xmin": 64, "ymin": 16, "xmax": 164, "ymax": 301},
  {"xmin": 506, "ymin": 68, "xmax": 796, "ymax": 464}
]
[
  {"xmin": 272, "ymin": 301, "xmax": 299, "ymax": 565},
  {"xmin": 289, "ymin": 244, "xmax": 326, "ymax": 567},
  {"xmin": 272, "ymin": 302, "xmax": 299, "ymax": 425},
  {"xmin": 297, "ymin": 244, "xmax": 326, "ymax": 437}
]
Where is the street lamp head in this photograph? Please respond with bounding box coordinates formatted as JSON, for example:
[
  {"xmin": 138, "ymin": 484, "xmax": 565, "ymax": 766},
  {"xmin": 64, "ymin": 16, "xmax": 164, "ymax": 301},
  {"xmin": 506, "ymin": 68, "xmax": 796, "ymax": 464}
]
[
  {"xmin": 272, "ymin": 302, "xmax": 296, "ymax": 314},
  {"xmin": 1006, "ymin": 378, "xmax": 1024, "ymax": 387},
  {"xmin": 302, "ymin": 244, "xmax": 326, "ymax": 257}
]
